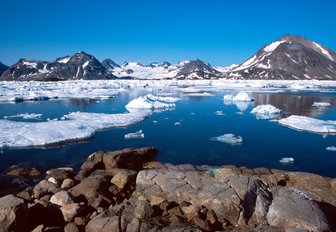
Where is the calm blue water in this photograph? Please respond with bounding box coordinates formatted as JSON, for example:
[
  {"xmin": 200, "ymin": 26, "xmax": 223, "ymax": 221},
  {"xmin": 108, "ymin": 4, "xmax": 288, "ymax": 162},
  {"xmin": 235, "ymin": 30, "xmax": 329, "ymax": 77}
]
[{"xmin": 1, "ymin": 89, "xmax": 336, "ymax": 177}]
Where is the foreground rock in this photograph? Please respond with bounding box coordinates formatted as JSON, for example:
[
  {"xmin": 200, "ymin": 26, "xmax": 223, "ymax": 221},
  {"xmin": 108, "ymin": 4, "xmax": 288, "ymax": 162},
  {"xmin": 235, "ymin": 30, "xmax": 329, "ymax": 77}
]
[
  {"xmin": 0, "ymin": 147, "xmax": 335, "ymax": 231},
  {"xmin": 267, "ymin": 187, "xmax": 330, "ymax": 231},
  {"xmin": 0, "ymin": 194, "xmax": 28, "ymax": 231}
]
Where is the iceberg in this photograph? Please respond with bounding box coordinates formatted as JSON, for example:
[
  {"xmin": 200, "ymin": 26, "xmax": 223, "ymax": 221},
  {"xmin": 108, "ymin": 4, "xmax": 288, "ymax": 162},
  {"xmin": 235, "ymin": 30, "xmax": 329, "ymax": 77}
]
[
  {"xmin": 124, "ymin": 130, "xmax": 144, "ymax": 139},
  {"xmin": 211, "ymin": 133, "xmax": 243, "ymax": 145},
  {"xmin": 279, "ymin": 157, "xmax": 294, "ymax": 164},
  {"xmin": 312, "ymin": 102, "xmax": 331, "ymax": 107},
  {"xmin": 251, "ymin": 104, "xmax": 281, "ymax": 119},
  {"xmin": 279, "ymin": 115, "xmax": 336, "ymax": 134},
  {"xmin": 223, "ymin": 91, "xmax": 253, "ymax": 102},
  {"xmin": 326, "ymin": 146, "xmax": 336, "ymax": 151},
  {"xmin": 0, "ymin": 110, "xmax": 150, "ymax": 148},
  {"xmin": 125, "ymin": 94, "xmax": 179, "ymax": 109}
]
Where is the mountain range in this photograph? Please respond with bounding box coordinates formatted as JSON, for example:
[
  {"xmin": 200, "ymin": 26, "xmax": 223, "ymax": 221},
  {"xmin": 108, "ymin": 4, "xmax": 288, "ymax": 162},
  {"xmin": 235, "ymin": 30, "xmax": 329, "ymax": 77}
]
[{"xmin": 1, "ymin": 34, "xmax": 335, "ymax": 81}]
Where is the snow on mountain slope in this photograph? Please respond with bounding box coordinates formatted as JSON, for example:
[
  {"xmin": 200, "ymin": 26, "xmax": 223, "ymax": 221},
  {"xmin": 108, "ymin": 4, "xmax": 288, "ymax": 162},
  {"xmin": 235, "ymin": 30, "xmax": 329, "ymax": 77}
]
[{"xmin": 230, "ymin": 34, "xmax": 336, "ymax": 80}]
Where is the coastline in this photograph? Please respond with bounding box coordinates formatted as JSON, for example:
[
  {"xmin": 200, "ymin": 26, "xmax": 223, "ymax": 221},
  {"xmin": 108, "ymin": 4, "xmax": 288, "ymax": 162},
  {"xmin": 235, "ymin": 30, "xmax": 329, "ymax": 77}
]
[{"xmin": 1, "ymin": 147, "xmax": 335, "ymax": 231}]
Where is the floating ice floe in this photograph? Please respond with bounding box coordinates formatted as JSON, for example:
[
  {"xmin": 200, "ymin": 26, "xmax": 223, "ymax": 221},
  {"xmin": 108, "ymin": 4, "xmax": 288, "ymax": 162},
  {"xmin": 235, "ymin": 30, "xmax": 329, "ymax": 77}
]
[
  {"xmin": 312, "ymin": 102, "xmax": 331, "ymax": 107},
  {"xmin": 279, "ymin": 115, "xmax": 336, "ymax": 134},
  {"xmin": 215, "ymin": 111, "xmax": 224, "ymax": 116},
  {"xmin": 174, "ymin": 121, "xmax": 182, "ymax": 126},
  {"xmin": 223, "ymin": 91, "xmax": 253, "ymax": 102},
  {"xmin": 211, "ymin": 133, "xmax": 243, "ymax": 145},
  {"xmin": 125, "ymin": 94, "xmax": 179, "ymax": 109},
  {"xmin": 279, "ymin": 157, "xmax": 294, "ymax": 164},
  {"xmin": 124, "ymin": 130, "xmax": 144, "ymax": 139},
  {"xmin": 326, "ymin": 146, "xmax": 336, "ymax": 151},
  {"xmin": 4, "ymin": 113, "xmax": 42, "ymax": 120},
  {"xmin": 251, "ymin": 104, "xmax": 281, "ymax": 119},
  {"xmin": 0, "ymin": 110, "xmax": 150, "ymax": 148}
]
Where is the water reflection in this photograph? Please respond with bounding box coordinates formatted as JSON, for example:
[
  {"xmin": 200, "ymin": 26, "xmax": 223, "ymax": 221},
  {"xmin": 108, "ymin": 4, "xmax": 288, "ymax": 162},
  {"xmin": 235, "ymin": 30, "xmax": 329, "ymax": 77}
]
[{"xmin": 251, "ymin": 93, "xmax": 336, "ymax": 117}]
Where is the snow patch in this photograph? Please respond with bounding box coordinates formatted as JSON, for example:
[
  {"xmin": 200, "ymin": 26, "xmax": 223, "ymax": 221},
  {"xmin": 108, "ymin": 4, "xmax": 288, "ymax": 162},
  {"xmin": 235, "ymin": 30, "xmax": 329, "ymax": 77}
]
[
  {"xmin": 57, "ymin": 57, "xmax": 70, "ymax": 64},
  {"xmin": 211, "ymin": 133, "xmax": 243, "ymax": 145},
  {"xmin": 263, "ymin": 40, "xmax": 286, "ymax": 53},
  {"xmin": 313, "ymin": 42, "xmax": 335, "ymax": 62}
]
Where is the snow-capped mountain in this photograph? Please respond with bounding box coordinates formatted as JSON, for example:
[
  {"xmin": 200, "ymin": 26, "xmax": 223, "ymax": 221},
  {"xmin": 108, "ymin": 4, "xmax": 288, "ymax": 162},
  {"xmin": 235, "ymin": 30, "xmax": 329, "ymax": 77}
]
[
  {"xmin": 175, "ymin": 59, "xmax": 223, "ymax": 79},
  {"xmin": 109, "ymin": 59, "xmax": 225, "ymax": 79},
  {"xmin": 1, "ymin": 52, "xmax": 115, "ymax": 81},
  {"xmin": 0, "ymin": 62, "xmax": 9, "ymax": 76},
  {"xmin": 229, "ymin": 34, "xmax": 336, "ymax": 80},
  {"xmin": 111, "ymin": 61, "xmax": 179, "ymax": 79}
]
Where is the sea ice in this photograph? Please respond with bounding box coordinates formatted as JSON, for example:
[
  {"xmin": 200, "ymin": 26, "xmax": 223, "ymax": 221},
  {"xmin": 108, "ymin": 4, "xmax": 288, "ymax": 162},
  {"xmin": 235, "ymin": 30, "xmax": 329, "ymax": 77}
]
[
  {"xmin": 124, "ymin": 130, "xmax": 144, "ymax": 139},
  {"xmin": 326, "ymin": 146, "xmax": 336, "ymax": 151},
  {"xmin": 4, "ymin": 113, "xmax": 42, "ymax": 120},
  {"xmin": 0, "ymin": 110, "xmax": 150, "ymax": 148},
  {"xmin": 210, "ymin": 133, "xmax": 243, "ymax": 145},
  {"xmin": 125, "ymin": 94, "xmax": 179, "ymax": 109},
  {"xmin": 174, "ymin": 121, "xmax": 182, "ymax": 126},
  {"xmin": 215, "ymin": 111, "xmax": 224, "ymax": 116},
  {"xmin": 279, "ymin": 157, "xmax": 294, "ymax": 164},
  {"xmin": 279, "ymin": 115, "xmax": 336, "ymax": 134},
  {"xmin": 223, "ymin": 92, "xmax": 253, "ymax": 102},
  {"xmin": 312, "ymin": 102, "xmax": 331, "ymax": 107},
  {"xmin": 251, "ymin": 104, "xmax": 281, "ymax": 119}
]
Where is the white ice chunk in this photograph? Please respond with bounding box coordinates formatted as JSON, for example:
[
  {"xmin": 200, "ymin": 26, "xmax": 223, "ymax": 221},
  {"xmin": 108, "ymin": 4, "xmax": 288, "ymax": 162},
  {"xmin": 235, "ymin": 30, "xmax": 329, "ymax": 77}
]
[
  {"xmin": 251, "ymin": 104, "xmax": 281, "ymax": 119},
  {"xmin": 124, "ymin": 130, "xmax": 144, "ymax": 139},
  {"xmin": 211, "ymin": 133, "xmax": 243, "ymax": 145},
  {"xmin": 326, "ymin": 146, "xmax": 336, "ymax": 151},
  {"xmin": 279, "ymin": 157, "xmax": 294, "ymax": 164},
  {"xmin": 125, "ymin": 94, "xmax": 179, "ymax": 109},
  {"xmin": 4, "ymin": 113, "xmax": 42, "ymax": 120},
  {"xmin": 223, "ymin": 92, "xmax": 253, "ymax": 102},
  {"xmin": 0, "ymin": 110, "xmax": 150, "ymax": 148},
  {"xmin": 174, "ymin": 121, "xmax": 182, "ymax": 126},
  {"xmin": 279, "ymin": 115, "xmax": 336, "ymax": 134},
  {"xmin": 312, "ymin": 102, "xmax": 331, "ymax": 107},
  {"xmin": 215, "ymin": 111, "xmax": 224, "ymax": 116}
]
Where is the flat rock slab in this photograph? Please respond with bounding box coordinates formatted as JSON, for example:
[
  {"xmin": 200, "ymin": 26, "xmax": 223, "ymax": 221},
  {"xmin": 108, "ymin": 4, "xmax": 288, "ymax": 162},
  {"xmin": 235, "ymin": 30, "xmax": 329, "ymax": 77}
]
[
  {"xmin": 136, "ymin": 169, "xmax": 271, "ymax": 226},
  {"xmin": 267, "ymin": 187, "xmax": 330, "ymax": 232}
]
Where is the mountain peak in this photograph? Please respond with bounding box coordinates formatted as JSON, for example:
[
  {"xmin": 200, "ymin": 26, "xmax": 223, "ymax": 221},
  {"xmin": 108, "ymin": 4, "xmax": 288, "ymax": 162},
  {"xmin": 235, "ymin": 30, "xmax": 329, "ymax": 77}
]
[{"xmin": 231, "ymin": 34, "xmax": 336, "ymax": 80}]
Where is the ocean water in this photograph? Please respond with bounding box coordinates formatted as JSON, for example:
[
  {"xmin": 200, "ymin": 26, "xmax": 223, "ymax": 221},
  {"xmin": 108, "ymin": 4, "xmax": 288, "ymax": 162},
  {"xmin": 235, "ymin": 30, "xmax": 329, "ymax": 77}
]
[{"xmin": 1, "ymin": 88, "xmax": 336, "ymax": 177}]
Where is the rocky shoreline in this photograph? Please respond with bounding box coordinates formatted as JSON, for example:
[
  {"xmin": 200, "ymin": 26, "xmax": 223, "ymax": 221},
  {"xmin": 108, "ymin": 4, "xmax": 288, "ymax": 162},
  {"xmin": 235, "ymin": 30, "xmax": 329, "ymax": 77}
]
[{"xmin": 0, "ymin": 147, "xmax": 335, "ymax": 232}]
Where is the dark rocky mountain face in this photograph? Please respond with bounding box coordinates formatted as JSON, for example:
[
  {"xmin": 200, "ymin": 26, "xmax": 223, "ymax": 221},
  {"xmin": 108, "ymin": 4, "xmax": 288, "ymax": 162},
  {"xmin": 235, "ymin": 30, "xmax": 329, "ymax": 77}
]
[
  {"xmin": 0, "ymin": 52, "xmax": 115, "ymax": 81},
  {"xmin": 0, "ymin": 62, "xmax": 9, "ymax": 76},
  {"xmin": 175, "ymin": 59, "xmax": 223, "ymax": 79},
  {"xmin": 147, "ymin": 61, "xmax": 171, "ymax": 69},
  {"xmin": 229, "ymin": 34, "xmax": 336, "ymax": 80},
  {"xmin": 101, "ymin": 59, "xmax": 120, "ymax": 71}
]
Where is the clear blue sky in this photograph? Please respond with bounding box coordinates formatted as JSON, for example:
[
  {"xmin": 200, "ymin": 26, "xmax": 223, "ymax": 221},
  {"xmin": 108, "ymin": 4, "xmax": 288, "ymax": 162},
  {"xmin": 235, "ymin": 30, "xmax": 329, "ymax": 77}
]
[{"xmin": 0, "ymin": 0, "xmax": 335, "ymax": 66}]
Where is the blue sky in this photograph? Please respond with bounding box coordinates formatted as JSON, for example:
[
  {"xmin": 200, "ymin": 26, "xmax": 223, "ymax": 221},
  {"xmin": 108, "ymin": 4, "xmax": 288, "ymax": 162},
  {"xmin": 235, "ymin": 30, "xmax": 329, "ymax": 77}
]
[{"xmin": 0, "ymin": 0, "xmax": 335, "ymax": 66}]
